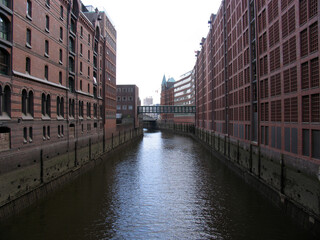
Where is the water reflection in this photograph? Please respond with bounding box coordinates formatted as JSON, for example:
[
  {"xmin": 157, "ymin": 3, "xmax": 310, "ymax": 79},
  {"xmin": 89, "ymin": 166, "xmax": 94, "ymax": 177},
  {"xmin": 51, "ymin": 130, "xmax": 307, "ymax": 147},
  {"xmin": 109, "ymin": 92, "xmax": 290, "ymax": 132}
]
[{"xmin": 0, "ymin": 131, "xmax": 316, "ymax": 240}]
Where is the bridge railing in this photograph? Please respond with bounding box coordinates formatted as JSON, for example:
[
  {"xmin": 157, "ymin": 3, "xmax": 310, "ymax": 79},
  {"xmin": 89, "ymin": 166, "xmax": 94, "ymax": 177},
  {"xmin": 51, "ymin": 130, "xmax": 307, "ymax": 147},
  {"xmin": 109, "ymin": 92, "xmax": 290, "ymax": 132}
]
[{"xmin": 137, "ymin": 105, "xmax": 196, "ymax": 114}]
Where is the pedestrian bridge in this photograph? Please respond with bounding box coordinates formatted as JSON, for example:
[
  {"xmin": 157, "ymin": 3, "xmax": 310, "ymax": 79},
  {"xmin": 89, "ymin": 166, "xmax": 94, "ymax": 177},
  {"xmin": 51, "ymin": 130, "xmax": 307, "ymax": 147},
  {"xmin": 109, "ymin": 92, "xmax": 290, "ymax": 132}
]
[{"xmin": 138, "ymin": 105, "xmax": 196, "ymax": 114}]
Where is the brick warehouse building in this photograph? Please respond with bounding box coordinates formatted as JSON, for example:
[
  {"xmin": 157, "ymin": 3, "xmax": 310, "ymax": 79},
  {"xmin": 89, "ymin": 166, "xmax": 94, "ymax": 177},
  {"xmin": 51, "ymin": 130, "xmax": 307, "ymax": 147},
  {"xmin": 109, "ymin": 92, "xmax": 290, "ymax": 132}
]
[
  {"xmin": 116, "ymin": 84, "xmax": 140, "ymax": 128},
  {"xmin": 196, "ymin": 0, "xmax": 319, "ymax": 160},
  {"xmin": 195, "ymin": 0, "xmax": 320, "ymax": 228},
  {"xmin": 160, "ymin": 74, "xmax": 175, "ymax": 122},
  {"xmin": 0, "ymin": 0, "xmax": 117, "ymax": 151}
]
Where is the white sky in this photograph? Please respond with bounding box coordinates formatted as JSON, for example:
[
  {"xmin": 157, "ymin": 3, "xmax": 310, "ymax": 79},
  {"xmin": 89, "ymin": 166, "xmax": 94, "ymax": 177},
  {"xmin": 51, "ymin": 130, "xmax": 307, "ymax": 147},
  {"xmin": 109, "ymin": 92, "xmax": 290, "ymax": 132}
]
[{"xmin": 82, "ymin": 0, "xmax": 221, "ymax": 104}]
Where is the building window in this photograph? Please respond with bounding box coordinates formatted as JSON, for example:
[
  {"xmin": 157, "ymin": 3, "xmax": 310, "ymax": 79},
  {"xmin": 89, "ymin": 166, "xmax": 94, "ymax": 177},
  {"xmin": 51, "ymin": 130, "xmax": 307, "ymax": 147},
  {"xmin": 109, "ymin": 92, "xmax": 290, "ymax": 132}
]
[
  {"xmin": 0, "ymin": 85, "xmax": 11, "ymax": 117},
  {"xmin": 29, "ymin": 127, "xmax": 33, "ymax": 142},
  {"xmin": 26, "ymin": 0, "xmax": 32, "ymax": 18},
  {"xmin": 28, "ymin": 91, "xmax": 34, "ymax": 116},
  {"xmin": 26, "ymin": 28, "xmax": 31, "ymax": 47},
  {"xmin": 80, "ymin": 61, "xmax": 82, "ymax": 73},
  {"xmin": 23, "ymin": 127, "xmax": 27, "ymax": 142},
  {"xmin": 45, "ymin": 40, "xmax": 49, "ymax": 56},
  {"xmin": 69, "ymin": 57, "xmax": 74, "ymax": 73},
  {"xmin": 94, "ymin": 103, "xmax": 97, "ymax": 118},
  {"xmin": 0, "ymin": 48, "xmax": 9, "ymax": 75},
  {"xmin": 47, "ymin": 126, "xmax": 50, "ymax": 139},
  {"xmin": 93, "ymin": 86, "xmax": 97, "ymax": 99},
  {"xmin": 69, "ymin": 99, "xmax": 75, "ymax": 117},
  {"xmin": 79, "ymin": 101, "xmax": 83, "ymax": 117},
  {"xmin": 59, "ymin": 71, "xmax": 62, "ymax": 84},
  {"xmin": 60, "ymin": 5, "xmax": 63, "ymax": 19},
  {"xmin": 0, "ymin": 15, "xmax": 9, "ymax": 41},
  {"xmin": 88, "ymin": 67, "xmax": 90, "ymax": 78},
  {"xmin": 70, "ymin": 19, "xmax": 75, "ymax": 33},
  {"xmin": 46, "ymin": 0, "xmax": 50, "ymax": 7},
  {"xmin": 128, "ymin": 105, "xmax": 133, "ymax": 110},
  {"xmin": 86, "ymin": 102, "xmax": 91, "ymax": 117},
  {"xmin": 41, "ymin": 93, "xmax": 50, "ymax": 117},
  {"xmin": 80, "ymin": 26, "xmax": 83, "ymax": 37},
  {"xmin": 44, "ymin": 65, "xmax": 48, "ymax": 80},
  {"xmin": 122, "ymin": 105, "xmax": 127, "ymax": 110},
  {"xmin": 45, "ymin": 15, "xmax": 49, "ymax": 31},
  {"xmin": 56, "ymin": 96, "xmax": 64, "ymax": 117},
  {"xmin": 59, "ymin": 27, "xmax": 63, "ymax": 41},
  {"xmin": 43, "ymin": 126, "xmax": 46, "ymax": 139},
  {"xmin": 88, "ymin": 33, "xmax": 90, "ymax": 45},
  {"xmin": 69, "ymin": 37, "xmax": 75, "ymax": 53},
  {"xmin": 87, "ymin": 83, "xmax": 90, "ymax": 93},
  {"xmin": 21, "ymin": 90, "xmax": 33, "ymax": 117},
  {"xmin": 69, "ymin": 77, "xmax": 74, "ymax": 93},
  {"xmin": 59, "ymin": 49, "xmax": 62, "ymax": 63},
  {"xmin": 88, "ymin": 50, "xmax": 90, "ymax": 62},
  {"xmin": 25, "ymin": 57, "xmax": 30, "ymax": 74},
  {"xmin": 21, "ymin": 90, "xmax": 27, "ymax": 115}
]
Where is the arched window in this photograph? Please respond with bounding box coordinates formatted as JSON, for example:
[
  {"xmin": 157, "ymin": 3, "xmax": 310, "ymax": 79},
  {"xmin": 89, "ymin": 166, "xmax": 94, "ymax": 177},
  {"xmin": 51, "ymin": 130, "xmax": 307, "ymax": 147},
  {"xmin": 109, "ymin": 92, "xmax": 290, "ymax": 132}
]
[
  {"xmin": 68, "ymin": 99, "xmax": 75, "ymax": 117},
  {"xmin": 0, "ymin": 15, "xmax": 9, "ymax": 41},
  {"xmin": 0, "ymin": 48, "xmax": 9, "ymax": 75},
  {"xmin": 26, "ymin": 28, "xmax": 31, "ymax": 46},
  {"xmin": 28, "ymin": 91, "xmax": 33, "ymax": 116},
  {"xmin": 46, "ymin": 94, "xmax": 50, "ymax": 117},
  {"xmin": 72, "ymin": 99, "xmax": 75, "ymax": 117},
  {"xmin": 69, "ymin": 77, "xmax": 74, "ymax": 92},
  {"xmin": 41, "ymin": 93, "xmax": 50, "ymax": 117},
  {"xmin": 69, "ymin": 37, "xmax": 75, "ymax": 52},
  {"xmin": 60, "ymin": 97, "xmax": 64, "ymax": 117},
  {"xmin": 60, "ymin": 5, "xmax": 63, "ymax": 19},
  {"xmin": 59, "ymin": 71, "xmax": 62, "ymax": 84},
  {"xmin": 45, "ymin": 15, "xmax": 49, "ymax": 31},
  {"xmin": 21, "ymin": 89, "xmax": 27, "ymax": 115},
  {"xmin": 44, "ymin": 65, "xmax": 48, "ymax": 80},
  {"xmin": 56, "ymin": 96, "xmax": 60, "ymax": 116},
  {"xmin": 59, "ymin": 49, "xmax": 62, "ymax": 63},
  {"xmin": 1, "ymin": 85, "xmax": 11, "ymax": 117},
  {"xmin": 94, "ymin": 103, "xmax": 97, "ymax": 118},
  {"xmin": 69, "ymin": 57, "xmax": 74, "ymax": 73},
  {"xmin": 41, "ymin": 93, "xmax": 46, "ymax": 115},
  {"xmin": 45, "ymin": 40, "xmax": 49, "ymax": 55},
  {"xmin": 25, "ymin": 57, "xmax": 30, "ymax": 74},
  {"xmin": 26, "ymin": 0, "xmax": 32, "ymax": 18}
]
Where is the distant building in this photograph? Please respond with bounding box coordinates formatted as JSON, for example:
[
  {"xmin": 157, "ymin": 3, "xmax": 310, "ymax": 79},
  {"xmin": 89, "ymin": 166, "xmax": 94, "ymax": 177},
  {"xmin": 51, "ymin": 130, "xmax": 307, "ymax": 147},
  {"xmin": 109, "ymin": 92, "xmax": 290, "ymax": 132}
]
[
  {"xmin": 160, "ymin": 75, "xmax": 175, "ymax": 122},
  {"xmin": 116, "ymin": 85, "xmax": 140, "ymax": 128},
  {"xmin": 143, "ymin": 96, "xmax": 153, "ymax": 106},
  {"xmin": 174, "ymin": 70, "xmax": 195, "ymax": 123}
]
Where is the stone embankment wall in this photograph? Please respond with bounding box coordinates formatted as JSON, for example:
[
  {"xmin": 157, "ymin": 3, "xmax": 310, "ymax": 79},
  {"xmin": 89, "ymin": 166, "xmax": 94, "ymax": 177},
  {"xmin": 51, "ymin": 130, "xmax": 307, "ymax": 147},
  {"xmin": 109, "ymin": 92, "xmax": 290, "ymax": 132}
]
[
  {"xmin": 0, "ymin": 128, "xmax": 143, "ymax": 221},
  {"xmin": 158, "ymin": 122, "xmax": 320, "ymax": 236}
]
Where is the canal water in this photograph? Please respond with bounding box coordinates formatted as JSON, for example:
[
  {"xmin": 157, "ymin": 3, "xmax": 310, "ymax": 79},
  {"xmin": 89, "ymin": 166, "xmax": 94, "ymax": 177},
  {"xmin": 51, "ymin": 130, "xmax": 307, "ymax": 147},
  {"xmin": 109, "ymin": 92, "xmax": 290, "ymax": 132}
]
[{"xmin": 0, "ymin": 130, "xmax": 316, "ymax": 240}]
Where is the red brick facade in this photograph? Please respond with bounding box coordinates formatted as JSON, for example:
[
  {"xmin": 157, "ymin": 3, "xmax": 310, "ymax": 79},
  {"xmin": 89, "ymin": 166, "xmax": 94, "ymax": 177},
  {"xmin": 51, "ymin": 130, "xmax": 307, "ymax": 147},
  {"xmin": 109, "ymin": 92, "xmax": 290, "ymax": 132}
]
[
  {"xmin": 195, "ymin": 0, "xmax": 320, "ymax": 161},
  {"xmin": 0, "ymin": 0, "xmax": 117, "ymax": 151},
  {"xmin": 160, "ymin": 75, "xmax": 175, "ymax": 122},
  {"xmin": 116, "ymin": 85, "xmax": 140, "ymax": 128}
]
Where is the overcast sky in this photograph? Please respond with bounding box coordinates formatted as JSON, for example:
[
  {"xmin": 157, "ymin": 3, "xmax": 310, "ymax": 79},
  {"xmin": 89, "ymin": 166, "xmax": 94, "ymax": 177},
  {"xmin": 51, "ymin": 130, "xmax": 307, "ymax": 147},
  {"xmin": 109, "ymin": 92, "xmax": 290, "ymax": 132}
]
[{"xmin": 82, "ymin": 0, "xmax": 221, "ymax": 104}]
